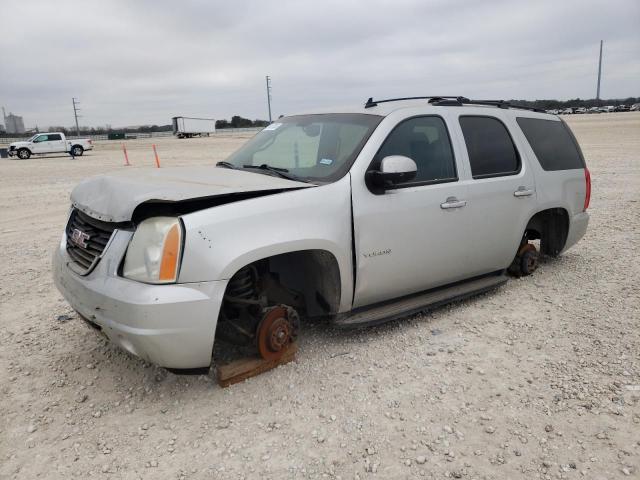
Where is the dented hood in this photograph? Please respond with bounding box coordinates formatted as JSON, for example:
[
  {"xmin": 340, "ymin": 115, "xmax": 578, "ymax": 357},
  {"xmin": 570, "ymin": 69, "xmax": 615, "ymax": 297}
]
[{"xmin": 71, "ymin": 166, "xmax": 313, "ymax": 222}]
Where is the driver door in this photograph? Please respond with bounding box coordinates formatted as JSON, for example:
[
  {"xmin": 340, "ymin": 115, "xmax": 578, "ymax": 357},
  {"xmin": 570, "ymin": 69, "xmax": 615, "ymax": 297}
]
[
  {"xmin": 30, "ymin": 134, "xmax": 49, "ymax": 153},
  {"xmin": 351, "ymin": 115, "xmax": 472, "ymax": 308}
]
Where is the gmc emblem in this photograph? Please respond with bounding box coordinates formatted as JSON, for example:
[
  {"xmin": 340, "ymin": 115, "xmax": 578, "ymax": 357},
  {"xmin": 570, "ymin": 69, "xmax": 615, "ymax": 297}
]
[{"xmin": 71, "ymin": 228, "xmax": 90, "ymax": 248}]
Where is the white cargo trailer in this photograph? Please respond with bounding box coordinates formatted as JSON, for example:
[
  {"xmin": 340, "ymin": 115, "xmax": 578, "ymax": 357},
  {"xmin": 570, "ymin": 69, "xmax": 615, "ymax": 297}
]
[{"xmin": 172, "ymin": 116, "xmax": 216, "ymax": 138}]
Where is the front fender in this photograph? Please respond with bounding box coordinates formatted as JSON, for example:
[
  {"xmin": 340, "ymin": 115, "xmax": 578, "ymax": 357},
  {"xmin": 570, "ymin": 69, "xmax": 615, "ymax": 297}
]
[{"xmin": 178, "ymin": 175, "xmax": 354, "ymax": 312}]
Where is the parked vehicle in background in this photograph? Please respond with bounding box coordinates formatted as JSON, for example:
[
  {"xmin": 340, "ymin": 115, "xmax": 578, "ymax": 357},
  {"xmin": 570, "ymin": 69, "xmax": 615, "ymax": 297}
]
[
  {"xmin": 600, "ymin": 106, "xmax": 615, "ymax": 113},
  {"xmin": 614, "ymin": 104, "xmax": 629, "ymax": 112},
  {"xmin": 53, "ymin": 95, "xmax": 591, "ymax": 370},
  {"xmin": 546, "ymin": 109, "xmax": 560, "ymax": 115},
  {"xmin": 561, "ymin": 108, "xmax": 574, "ymax": 115},
  {"xmin": 587, "ymin": 107, "xmax": 601, "ymax": 114},
  {"xmin": 172, "ymin": 116, "xmax": 216, "ymax": 139},
  {"xmin": 575, "ymin": 107, "xmax": 587, "ymax": 114},
  {"xmin": 631, "ymin": 103, "xmax": 640, "ymax": 111},
  {"xmin": 8, "ymin": 132, "xmax": 93, "ymax": 159}
]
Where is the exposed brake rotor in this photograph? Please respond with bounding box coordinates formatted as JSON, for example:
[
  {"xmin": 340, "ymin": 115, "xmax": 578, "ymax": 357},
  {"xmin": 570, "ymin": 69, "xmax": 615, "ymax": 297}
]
[
  {"xmin": 256, "ymin": 305, "xmax": 299, "ymax": 360},
  {"xmin": 518, "ymin": 243, "xmax": 539, "ymax": 274}
]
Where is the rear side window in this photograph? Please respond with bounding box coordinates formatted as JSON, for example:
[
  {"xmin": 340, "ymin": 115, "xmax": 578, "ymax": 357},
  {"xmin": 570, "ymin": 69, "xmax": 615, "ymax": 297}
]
[
  {"xmin": 459, "ymin": 116, "xmax": 520, "ymax": 178},
  {"xmin": 374, "ymin": 116, "xmax": 457, "ymax": 185},
  {"xmin": 516, "ymin": 117, "xmax": 585, "ymax": 170},
  {"xmin": 49, "ymin": 134, "xmax": 62, "ymax": 141}
]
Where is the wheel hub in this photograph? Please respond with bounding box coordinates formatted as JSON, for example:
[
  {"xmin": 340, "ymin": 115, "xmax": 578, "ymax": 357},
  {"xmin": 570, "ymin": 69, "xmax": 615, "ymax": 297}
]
[{"xmin": 256, "ymin": 306, "xmax": 299, "ymax": 360}]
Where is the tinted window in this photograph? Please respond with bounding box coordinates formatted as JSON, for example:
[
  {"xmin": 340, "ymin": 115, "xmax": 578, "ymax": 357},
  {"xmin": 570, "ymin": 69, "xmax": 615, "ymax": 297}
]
[
  {"xmin": 516, "ymin": 117, "xmax": 585, "ymax": 170},
  {"xmin": 459, "ymin": 116, "xmax": 520, "ymax": 178},
  {"xmin": 374, "ymin": 116, "xmax": 456, "ymax": 185},
  {"xmin": 49, "ymin": 134, "xmax": 62, "ymax": 141}
]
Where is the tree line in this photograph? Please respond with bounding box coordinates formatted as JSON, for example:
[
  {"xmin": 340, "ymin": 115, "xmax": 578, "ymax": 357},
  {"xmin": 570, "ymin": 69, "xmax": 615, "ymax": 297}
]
[
  {"xmin": 2, "ymin": 99, "xmax": 637, "ymax": 139},
  {"xmin": 509, "ymin": 97, "xmax": 639, "ymax": 110},
  {"xmin": 215, "ymin": 116, "xmax": 269, "ymax": 129}
]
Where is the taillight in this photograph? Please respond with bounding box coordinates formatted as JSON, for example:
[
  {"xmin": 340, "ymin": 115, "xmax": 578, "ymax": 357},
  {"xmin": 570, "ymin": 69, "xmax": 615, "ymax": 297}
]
[{"xmin": 584, "ymin": 167, "xmax": 591, "ymax": 211}]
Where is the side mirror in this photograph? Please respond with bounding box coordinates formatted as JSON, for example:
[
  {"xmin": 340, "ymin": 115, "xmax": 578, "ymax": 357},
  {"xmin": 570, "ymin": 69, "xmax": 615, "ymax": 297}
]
[{"xmin": 366, "ymin": 155, "xmax": 417, "ymax": 191}]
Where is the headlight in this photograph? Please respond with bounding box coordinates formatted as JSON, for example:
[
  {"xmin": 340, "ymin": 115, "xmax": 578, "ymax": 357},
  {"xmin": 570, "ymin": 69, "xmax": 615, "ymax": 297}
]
[{"xmin": 123, "ymin": 217, "xmax": 183, "ymax": 284}]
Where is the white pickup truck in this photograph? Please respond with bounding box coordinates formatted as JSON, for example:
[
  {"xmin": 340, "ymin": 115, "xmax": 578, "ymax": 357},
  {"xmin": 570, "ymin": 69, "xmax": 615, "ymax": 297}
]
[{"xmin": 8, "ymin": 132, "xmax": 93, "ymax": 159}]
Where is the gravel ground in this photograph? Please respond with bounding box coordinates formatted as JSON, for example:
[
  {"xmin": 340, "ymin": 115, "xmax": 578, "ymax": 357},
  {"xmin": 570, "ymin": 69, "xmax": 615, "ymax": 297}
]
[{"xmin": 1, "ymin": 113, "xmax": 638, "ymax": 479}]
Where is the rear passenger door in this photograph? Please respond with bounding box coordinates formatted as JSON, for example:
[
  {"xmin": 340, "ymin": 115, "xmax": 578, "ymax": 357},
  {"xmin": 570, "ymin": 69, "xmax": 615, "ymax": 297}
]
[
  {"xmin": 454, "ymin": 115, "xmax": 537, "ymax": 275},
  {"xmin": 45, "ymin": 133, "xmax": 66, "ymax": 153}
]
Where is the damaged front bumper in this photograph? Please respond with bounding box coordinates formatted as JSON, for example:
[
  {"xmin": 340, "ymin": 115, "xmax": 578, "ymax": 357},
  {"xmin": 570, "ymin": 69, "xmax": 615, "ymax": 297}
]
[{"xmin": 53, "ymin": 229, "xmax": 227, "ymax": 369}]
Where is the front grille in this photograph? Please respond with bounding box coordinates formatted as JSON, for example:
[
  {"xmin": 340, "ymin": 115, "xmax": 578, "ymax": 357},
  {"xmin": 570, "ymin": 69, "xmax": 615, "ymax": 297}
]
[{"xmin": 65, "ymin": 209, "xmax": 116, "ymax": 274}]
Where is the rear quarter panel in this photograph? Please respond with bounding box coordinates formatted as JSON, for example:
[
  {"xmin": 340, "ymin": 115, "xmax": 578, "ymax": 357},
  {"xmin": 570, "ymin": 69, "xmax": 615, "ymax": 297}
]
[{"xmin": 508, "ymin": 113, "xmax": 587, "ymax": 216}]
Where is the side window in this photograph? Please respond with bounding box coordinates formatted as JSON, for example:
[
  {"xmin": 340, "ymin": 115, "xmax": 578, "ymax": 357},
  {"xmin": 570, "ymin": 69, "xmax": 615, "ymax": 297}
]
[
  {"xmin": 516, "ymin": 117, "xmax": 585, "ymax": 171},
  {"xmin": 374, "ymin": 116, "xmax": 457, "ymax": 185},
  {"xmin": 34, "ymin": 135, "xmax": 48, "ymax": 142},
  {"xmin": 459, "ymin": 116, "xmax": 520, "ymax": 178},
  {"xmin": 49, "ymin": 134, "xmax": 62, "ymax": 141}
]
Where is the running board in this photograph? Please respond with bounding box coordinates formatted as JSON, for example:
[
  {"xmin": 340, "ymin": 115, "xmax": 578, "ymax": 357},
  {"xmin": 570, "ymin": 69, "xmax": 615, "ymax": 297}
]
[{"xmin": 333, "ymin": 273, "xmax": 508, "ymax": 328}]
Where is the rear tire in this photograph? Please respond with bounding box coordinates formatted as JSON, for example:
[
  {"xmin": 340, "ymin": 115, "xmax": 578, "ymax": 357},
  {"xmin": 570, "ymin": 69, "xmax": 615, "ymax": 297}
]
[
  {"xmin": 508, "ymin": 243, "xmax": 539, "ymax": 277},
  {"xmin": 17, "ymin": 148, "xmax": 31, "ymax": 160},
  {"xmin": 71, "ymin": 145, "xmax": 84, "ymax": 157}
]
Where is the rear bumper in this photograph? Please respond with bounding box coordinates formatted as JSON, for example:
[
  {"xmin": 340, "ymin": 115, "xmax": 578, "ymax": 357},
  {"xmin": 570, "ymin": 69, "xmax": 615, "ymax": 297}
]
[
  {"xmin": 562, "ymin": 211, "xmax": 589, "ymax": 253},
  {"xmin": 53, "ymin": 230, "xmax": 227, "ymax": 368}
]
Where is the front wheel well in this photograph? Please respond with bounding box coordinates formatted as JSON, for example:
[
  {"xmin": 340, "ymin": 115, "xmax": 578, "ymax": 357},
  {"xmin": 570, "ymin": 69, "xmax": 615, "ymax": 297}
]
[
  {"xmin": 226, "ymin": 250, "xmax": 342, "ymax": 317},
  {"xmin": 523, "ymin": 208, "xmax": 569, "ymax": 256}
]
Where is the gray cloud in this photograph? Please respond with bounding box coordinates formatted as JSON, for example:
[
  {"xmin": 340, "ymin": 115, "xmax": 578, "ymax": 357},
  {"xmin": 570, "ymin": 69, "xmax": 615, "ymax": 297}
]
[{"xmin": 2, "ymin": 0, "xmax": 638, "ymax": 129}]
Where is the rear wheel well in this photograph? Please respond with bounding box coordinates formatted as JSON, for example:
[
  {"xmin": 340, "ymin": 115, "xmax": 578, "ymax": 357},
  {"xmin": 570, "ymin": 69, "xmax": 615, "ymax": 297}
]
[{"xmin": 523, "ymin": 208, "xmax": 569, "ymax": 256}]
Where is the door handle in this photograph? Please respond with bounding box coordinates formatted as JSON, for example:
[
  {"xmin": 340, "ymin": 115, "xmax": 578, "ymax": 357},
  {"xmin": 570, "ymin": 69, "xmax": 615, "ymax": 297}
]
[
  {"xmin": 440, "ymin": 196, "xmax": 467, "ymax": 209},
  {"xmin": 514, "ymin": 187, "xmax": 535, "ymax": 197}
]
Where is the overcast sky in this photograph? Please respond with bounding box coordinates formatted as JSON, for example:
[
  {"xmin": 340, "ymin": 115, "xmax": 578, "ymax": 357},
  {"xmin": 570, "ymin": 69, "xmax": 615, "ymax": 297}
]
[{"xmin": 2, "ymin": 0, "xmax": 639, "ymax": 129}]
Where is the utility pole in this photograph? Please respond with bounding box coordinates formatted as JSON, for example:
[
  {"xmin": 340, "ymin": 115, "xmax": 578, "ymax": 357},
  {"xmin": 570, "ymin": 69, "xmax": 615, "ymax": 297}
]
[
  {"xmin": 265, "ymin": 76, "xmax": 272, "ymax": 123},
  {"xmin": 596, "ymin": 40, "xmax": 603, "ymax": 100},
  {"xmin": 72, "ymin": 97, "xmax": 81, "ymax": 137}
]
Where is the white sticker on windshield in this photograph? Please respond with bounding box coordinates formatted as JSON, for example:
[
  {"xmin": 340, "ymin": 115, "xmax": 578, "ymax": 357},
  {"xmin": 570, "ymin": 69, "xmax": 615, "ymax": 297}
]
[
  {"xmin": 319, "ymin": 158, "xmax": 334, "ymax": 165},
  {"xmin": 264, "ymin": 122, "xmax": 282, "ymax": 131}
]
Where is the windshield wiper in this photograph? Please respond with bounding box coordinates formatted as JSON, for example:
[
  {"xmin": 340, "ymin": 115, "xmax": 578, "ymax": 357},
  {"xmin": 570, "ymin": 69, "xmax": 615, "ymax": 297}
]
[
  {"xmin": 215, "ymin": 161, "xmax": 237, "ymax": 169},
  {"xmin": 242, "ymin": 164, "xmax": 310, "ymax": 183}
]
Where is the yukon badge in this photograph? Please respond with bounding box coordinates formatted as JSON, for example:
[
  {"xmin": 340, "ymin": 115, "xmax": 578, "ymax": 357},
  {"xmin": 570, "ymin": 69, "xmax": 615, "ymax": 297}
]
[
  {"xmin": 363, "ymin": 248, "xmax": 391, "ymax": 259},
  {"xmin": 71, "ymin": 228, "xmax": 90, "ymax": 248}
]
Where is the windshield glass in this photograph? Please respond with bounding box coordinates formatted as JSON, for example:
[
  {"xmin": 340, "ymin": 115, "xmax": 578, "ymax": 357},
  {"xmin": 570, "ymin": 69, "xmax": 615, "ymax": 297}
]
[{"xmin": 223, "ymin": 113, "xmax": 382, "ymax": 183}]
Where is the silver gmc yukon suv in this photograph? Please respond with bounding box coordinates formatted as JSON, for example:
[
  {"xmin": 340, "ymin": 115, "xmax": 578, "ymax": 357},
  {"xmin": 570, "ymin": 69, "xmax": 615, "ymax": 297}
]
[{"xmin": 53, "ymin": 96, "xmax": 590, "ymax": 369}]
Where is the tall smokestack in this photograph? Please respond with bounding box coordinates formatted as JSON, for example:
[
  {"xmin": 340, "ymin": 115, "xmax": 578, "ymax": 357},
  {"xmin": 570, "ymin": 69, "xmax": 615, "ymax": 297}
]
[{"xmin": 596, "ymin": 40, "xmax": 603, "ymax": 100}]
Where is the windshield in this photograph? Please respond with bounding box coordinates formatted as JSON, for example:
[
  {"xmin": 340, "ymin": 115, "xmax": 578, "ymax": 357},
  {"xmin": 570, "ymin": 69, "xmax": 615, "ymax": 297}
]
[{"xmin": 223, "ymin": 113, "xmax": 382, "ymax": 183}]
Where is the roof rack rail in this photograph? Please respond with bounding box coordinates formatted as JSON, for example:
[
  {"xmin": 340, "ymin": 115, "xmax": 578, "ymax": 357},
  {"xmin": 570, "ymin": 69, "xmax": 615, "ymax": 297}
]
[
  {"xmin": 453, "ymin": 97, "xmax": 546, "ymax": 113},
  {"xmin": 364, "ymin": 96, "xmax": 546, "ymax": 113},
  {"xmin": 364, "ymin": 96, "xmax": 459, "ymax": 108}
]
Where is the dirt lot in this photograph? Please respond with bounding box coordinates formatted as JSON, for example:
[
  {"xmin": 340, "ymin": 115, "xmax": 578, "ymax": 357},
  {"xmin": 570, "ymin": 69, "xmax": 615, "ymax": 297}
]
[{"xmin": 1, "ymin": 113, "xmax": 639, "ymax": 479}]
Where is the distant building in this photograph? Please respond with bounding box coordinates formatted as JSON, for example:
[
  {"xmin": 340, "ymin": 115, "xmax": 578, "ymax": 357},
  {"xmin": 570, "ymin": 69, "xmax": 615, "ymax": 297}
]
[
  {"xmin": 0, "ymin": 123, "xmax": 5, "ymax": 133},
  {"xmin": 2, "ymin": 107, "xmax": 26, "ymax": 134}
]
